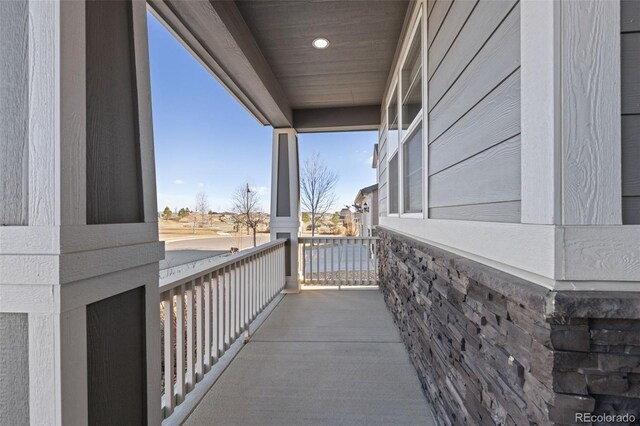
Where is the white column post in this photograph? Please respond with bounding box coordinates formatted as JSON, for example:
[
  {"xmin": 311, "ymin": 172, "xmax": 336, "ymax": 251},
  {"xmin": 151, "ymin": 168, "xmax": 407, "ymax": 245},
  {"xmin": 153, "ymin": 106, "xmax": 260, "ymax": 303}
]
[
  {"xmin": 270, "ymin": 128, "xmax": 301, "ymax": 292},
  {"xmin": 521, "ymin": 0, "xmax": 622, "ymax": 225},
  {"xmin": 26, "ymin": 1, "xmax": 89, "ymax": 424},
  {"xmin": 131, "ymin": 2, "xmax": 162, "ymax": 421},
  {"xmin": 0, "ymin": 1, "xmax": 162, "ymax": 424}
]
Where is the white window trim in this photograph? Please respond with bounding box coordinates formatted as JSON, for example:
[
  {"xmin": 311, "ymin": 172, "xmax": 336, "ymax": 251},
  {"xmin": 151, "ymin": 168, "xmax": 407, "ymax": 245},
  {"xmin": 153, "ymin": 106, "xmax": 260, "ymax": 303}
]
[
  {"xmin": 385, "ymin": 77, "xmax": 399, "ymax": 157},
  {"xmin": 376, "ymin": 124, "xmax": 387, "ymax": 214},
  {"xmin": 399, "ymin": 116, "xmax": 423, "ymax": 218},
  {"xmin": 385, "ymin": 77, "xmax": 400, "ymax": 217},
  {"xmin": 422, "ymin": 4, "xmax": 429, "ymax": 217},
  {"xmin": 397, "ymin": 7, "xmax": 424, "ymax": 218},
  {"xmin": 382, "ymin": 1, "xmax": 426, "ymax": 220}
]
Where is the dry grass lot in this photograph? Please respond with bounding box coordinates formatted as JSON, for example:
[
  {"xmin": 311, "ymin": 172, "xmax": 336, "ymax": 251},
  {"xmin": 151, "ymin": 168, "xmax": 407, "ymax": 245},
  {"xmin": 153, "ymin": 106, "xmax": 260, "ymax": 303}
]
[
  {"xmin": 158, "ymin": 212, "xmax": 269, "ymax": 241},
  {"xmin": 158, "ymin": 212, "xmax": 358, "ymax": 241}
]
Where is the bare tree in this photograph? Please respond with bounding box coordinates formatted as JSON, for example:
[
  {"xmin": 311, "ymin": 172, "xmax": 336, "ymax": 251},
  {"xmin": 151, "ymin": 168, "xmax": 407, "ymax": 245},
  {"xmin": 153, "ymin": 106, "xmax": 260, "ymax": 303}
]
[
  {"xmin": 301, "ymin": 153, "xmax": 338, "ymax": 236},
  {"xmin": 193, "ymin": 192, "xmax": 209, "ymax": 233},
  {"xmin": 195, "ymin": 192, "xmax": 209, "ymax": 223},
  {"xmin": 232, "ymin": 184, "xmax": 263, "ymax": 247}
]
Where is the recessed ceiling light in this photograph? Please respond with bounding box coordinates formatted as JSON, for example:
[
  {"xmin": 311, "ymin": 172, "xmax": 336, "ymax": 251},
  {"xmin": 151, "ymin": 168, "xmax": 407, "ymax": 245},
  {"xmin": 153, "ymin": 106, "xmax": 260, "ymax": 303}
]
[{"xmin": 312, "ymin": 38, "xmax": 330, "ymax": 49}]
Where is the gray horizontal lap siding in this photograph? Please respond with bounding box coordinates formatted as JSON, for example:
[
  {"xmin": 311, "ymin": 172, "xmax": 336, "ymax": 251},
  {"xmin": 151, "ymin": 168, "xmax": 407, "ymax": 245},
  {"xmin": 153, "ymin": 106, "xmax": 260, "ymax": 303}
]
[
  {"xmin": 622, "ymin": 0, "xmax": 640, "ymax": 224},
  {"xmin": 427, "ymin": 0, "xmax": 521, "ymax": 223}
]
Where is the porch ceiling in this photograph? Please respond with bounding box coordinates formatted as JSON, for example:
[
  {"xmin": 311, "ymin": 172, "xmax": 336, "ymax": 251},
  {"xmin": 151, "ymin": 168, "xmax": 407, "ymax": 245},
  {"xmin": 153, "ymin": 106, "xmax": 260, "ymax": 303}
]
[
  {"xmin": 149, "ymin": 0, "xmax": 410, "ymax": 131},
  {"xmin": 235, "ymin": 0, "xmax": 409, "ymax": 110}
]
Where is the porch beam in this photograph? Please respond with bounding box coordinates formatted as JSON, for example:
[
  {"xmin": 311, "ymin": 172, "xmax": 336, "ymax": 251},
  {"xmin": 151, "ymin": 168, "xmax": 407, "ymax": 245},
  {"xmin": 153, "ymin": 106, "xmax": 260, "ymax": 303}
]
[
  {"xmin": 521, "ymin": 0, "xmax": 622, "ymax": 225},
  {"xmin": 148, "ymin": 0, "xmax": 293, "ymax": 128},
  {"xmin": 293, "ymin": 105, "xmax": 380, "ymax": 133}
]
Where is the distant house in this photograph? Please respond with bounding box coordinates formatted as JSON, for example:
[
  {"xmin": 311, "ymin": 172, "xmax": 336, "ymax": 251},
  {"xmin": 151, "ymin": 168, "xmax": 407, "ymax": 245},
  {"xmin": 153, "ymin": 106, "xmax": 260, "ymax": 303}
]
[
  {"xmin": 338, "ymin": 207, "xmax": 352, "ymax": 227},
  {"xmin": 353, "ymin": 183, "xmax": 378, "ymax": 237}
]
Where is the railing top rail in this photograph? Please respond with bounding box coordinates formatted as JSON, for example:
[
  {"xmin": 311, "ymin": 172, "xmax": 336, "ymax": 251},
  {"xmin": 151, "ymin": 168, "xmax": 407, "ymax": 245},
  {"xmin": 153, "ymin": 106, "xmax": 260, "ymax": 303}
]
[
  {"xmin": 159, "ymin": 238, "xmax": 287, "ymax": 293},
  {"xmin": 298, "ymin": 236, "xmax": 379, "ymax": 241}
]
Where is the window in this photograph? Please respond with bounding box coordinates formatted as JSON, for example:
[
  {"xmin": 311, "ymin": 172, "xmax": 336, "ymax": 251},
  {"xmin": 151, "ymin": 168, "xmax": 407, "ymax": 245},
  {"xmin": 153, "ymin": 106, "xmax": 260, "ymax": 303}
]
[
  {"xmin": 403, "ymin": 126, "xmax": 422, "ymax": 213},
  {"xmin": 399, "ymin": 14, "xmax": 423, "ymax": 214},
  {"xmin": 387, "ymin": 81, "xmax": 400, "ymax": 214},
  {"xmin": 389, "ymin": 154, "xmax": 399, "ymax": 214},
  {"xmin": 388, "ymin": 85, "xmax": 399, "ymax": 154},
  {"xmin": 401, "ymin": 18, "xmax": 422, "ymax": 130},
  {"xmin": 386, "ymin": 11, "xmax": 423, "ymax": 216}
]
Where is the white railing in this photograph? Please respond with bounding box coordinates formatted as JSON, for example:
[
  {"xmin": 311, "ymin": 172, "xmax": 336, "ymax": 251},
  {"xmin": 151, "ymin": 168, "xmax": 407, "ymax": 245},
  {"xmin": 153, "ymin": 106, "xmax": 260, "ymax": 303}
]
[
  {"xmin": 298, "ymin": 236, "xmax": 378, "ymax": 287},
  {"xmin": 159, "ymin": 239, "xmax": 286, "ymax": 420}
]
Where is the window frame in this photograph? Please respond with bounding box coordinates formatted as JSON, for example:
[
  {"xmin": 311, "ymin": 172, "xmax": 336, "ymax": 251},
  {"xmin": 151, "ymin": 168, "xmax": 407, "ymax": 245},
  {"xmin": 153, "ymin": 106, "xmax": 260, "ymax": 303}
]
[
  {"xmin": 398, "ymin": 8, "xmax": 424, "ymax": 218},
  {"xmin": 388, "ymin": 152, "xmax": 400, "ymax": 215},
  {"xmin": 402, "ymin": 122, "xmax": 423, "ymax": 214},
  {"xmin": 385, "ymin": 77, "xmax": 401, "ymax": 217},
  {"xmin": 377, "ymin": 119, "xmax": 389, "ymax": 216}
]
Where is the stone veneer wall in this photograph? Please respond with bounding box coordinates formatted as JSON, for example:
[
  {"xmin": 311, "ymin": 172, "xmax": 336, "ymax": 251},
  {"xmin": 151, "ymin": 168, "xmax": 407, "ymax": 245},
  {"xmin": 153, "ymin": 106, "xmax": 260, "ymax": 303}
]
[{"xmin": 378, "ymin": 228, "xmax": 640, "ymax": 426}]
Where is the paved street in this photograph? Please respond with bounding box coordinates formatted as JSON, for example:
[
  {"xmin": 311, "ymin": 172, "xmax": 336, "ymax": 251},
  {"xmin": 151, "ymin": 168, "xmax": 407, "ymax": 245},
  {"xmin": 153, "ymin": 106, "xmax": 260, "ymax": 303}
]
[
  {"xmin": 160, "ymin": 234, "xmax": 271, "ymax": 269},
  {"xmin": 161, "ymin": 236, "xmax": 375, "ymax": 275},
  {"xmin": 302, "ymin": 243, "xmax": 375, "ymax": 273}
]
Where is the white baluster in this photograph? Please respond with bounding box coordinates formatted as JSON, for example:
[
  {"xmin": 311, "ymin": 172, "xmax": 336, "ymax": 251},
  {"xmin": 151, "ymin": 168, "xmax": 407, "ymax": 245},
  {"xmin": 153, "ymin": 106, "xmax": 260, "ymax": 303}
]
[
  {"xmin": 175, "ymin": 285, "xmax": 185, "ymax": 404},
  {"xmin": 204, "ymin": 273, "xmax": 212, "ymax": 371},
  {"xmin": 185, "ymin": 281, "xmax": 195, "ymax": 390},
  {"xmin": 195, "ymin": 277, "xmax": 204, "ymax": 380},
  {"xmin": 212, "ymin": 270, "xmax": 219, "ymax": 363},
  {"xmin": 162, "ymin": 289, "xmax": 175, "ymax": 417}
]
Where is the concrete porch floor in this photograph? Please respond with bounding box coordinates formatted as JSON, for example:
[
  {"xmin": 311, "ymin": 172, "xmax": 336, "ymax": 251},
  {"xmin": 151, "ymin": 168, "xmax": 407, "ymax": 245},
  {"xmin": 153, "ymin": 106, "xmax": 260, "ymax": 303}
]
[{"xmin": 185, "ymin": 289, "xmax": 437, "ymax": 426}]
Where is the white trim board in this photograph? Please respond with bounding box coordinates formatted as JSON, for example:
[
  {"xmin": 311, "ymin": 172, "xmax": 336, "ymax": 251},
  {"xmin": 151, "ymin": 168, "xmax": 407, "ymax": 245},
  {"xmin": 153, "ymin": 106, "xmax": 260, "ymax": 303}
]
[
  {"xmin": 520, "ymin": 0, "xmax": 622, "ymax": 225},
  {"xmin": 132, "ymin": 0, "xmax": 159, "ymax": 225},
  {"xmin": 0, "ymin": 223, "xmax": 159, "ymax": 255},
  {"xmin": 1, "ymin": 242, "xmax": 164, "ymax": 285},
  {"xmin": 0, "ymin": 264, "xmax": 161, "ymax": 314},
  {"xmin": 378, "ymin": 219, "xmax": 640, "ymax": 290}
]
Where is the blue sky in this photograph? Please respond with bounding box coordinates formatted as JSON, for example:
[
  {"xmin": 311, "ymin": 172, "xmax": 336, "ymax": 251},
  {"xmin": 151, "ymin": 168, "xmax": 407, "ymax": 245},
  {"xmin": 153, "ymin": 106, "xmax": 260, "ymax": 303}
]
[{"xmin": 148, "ymin": 13, "xmax": 377, "ymax": 213}]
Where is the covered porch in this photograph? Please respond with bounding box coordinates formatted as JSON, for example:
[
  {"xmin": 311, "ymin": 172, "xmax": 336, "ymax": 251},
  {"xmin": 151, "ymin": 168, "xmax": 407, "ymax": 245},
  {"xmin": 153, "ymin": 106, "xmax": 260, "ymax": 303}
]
[{"xmin": 3, "ymin": 0, "xmax": 640, "ymax": 424}]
